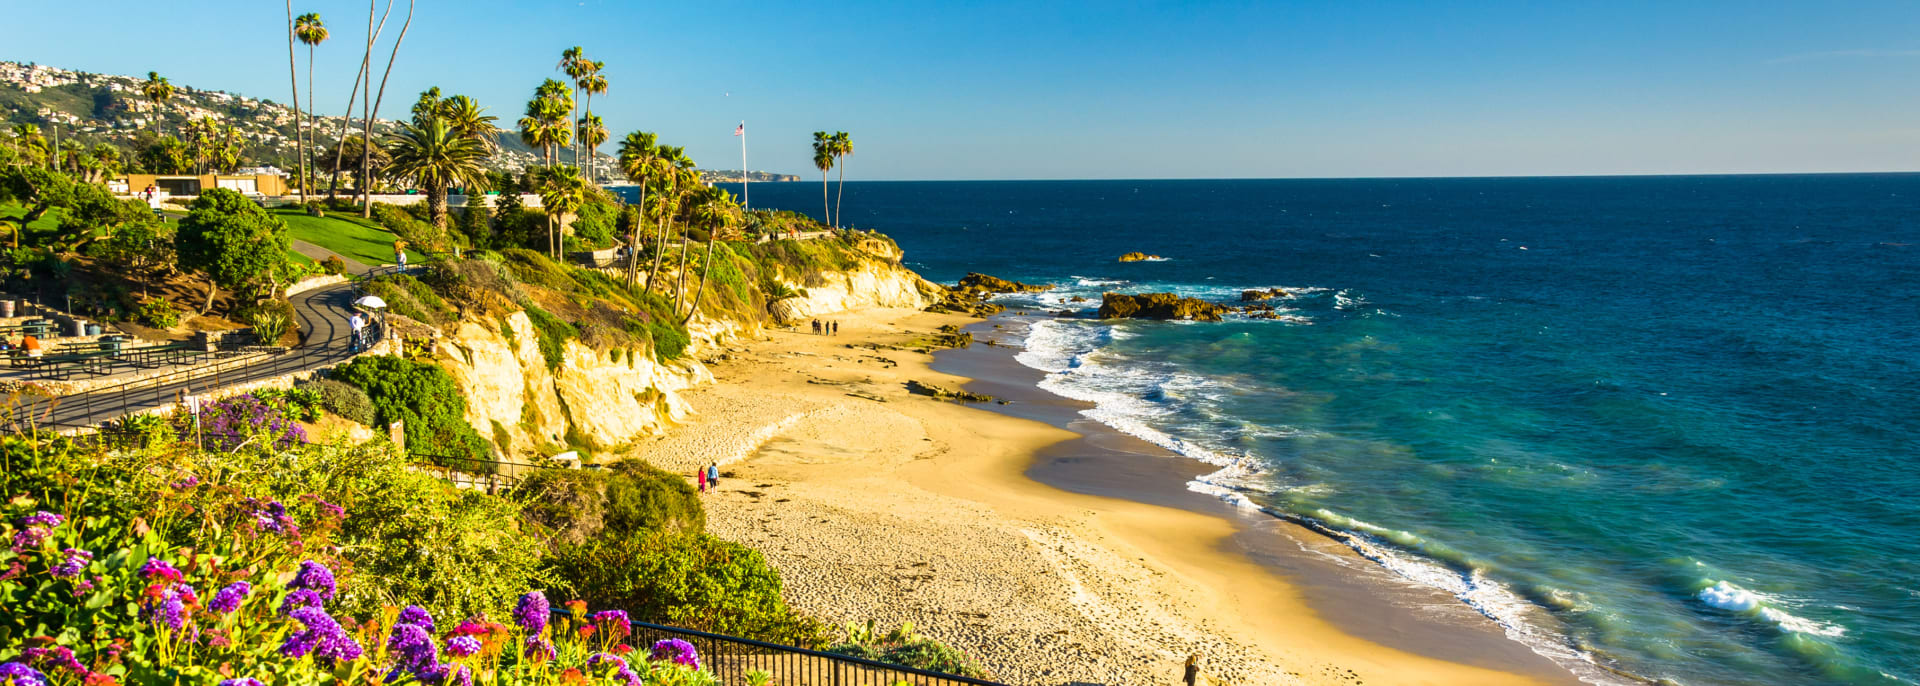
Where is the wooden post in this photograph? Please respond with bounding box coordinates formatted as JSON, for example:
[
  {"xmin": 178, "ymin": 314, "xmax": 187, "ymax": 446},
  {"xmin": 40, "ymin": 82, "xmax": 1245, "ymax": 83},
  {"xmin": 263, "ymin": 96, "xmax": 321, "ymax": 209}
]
[{"xmin": 389, "ymin": 420, "xmax": 405, "ymax": 451}]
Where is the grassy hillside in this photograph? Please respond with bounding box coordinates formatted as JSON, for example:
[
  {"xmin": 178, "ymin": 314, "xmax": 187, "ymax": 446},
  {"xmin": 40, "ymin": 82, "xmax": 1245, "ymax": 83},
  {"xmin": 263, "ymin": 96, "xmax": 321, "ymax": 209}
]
[{"xmin": 272, "ymin": 208, "xmax": 421, "ymax": 267}]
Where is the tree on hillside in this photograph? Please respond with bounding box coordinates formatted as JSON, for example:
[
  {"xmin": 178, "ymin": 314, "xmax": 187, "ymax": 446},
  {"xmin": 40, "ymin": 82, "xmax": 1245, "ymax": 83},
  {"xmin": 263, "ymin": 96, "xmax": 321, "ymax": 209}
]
[
  {"xmin": 142, "ymin": 72, "xmax": 174, "ymax": 137},
  {"xmin": 363, "ymin": 0, "xmax": 417, "ymax": 218},
  {"xmin": 438, "ymin": 95, "xmax": 502, "ymax": 153},
  {"xmin": 558, "ymin": 47, "xmax": 589, "ymax": 163},
  {"xmin": 328, "ymin": 0, "xmax": 395, "ymax": 199},
  {"xmin": 175, "ymin": 188, "xmax": 293, "ymax": 312},
  {"xmin": 682, "ymin": 186, "xmax": 738, "ymax": 325},
  {"xmin": 811, "ymin": 131, "xmax": 834, "ymax": 227},
  {"xmin": 616, "ymin": 130, "xmax": 662, "ymax": 288},
  {"xmin": 535, "ymin": 165, "xmax": 585, "ymax": 259},
  {"xmin": 384, "ymin": 116, "xmax": 489, "ymax": 232},
  {"xmin": 577, "ymin": 63, "xmax": 607, "ymax": 181},
  {"xmin": 830, "ymin": 131, "xmax": 852, "ymax": 229},
  {"xmin": 518, "ymin": 81, "xmax": 573, "ymax": 166},
  {"xmin": 296, "ymin": 11, "xmax": 329, "ymax": 199},
  {"xmin": 8, "ymin": 125, "xmax": 48, "ymax": 169},
  {"xmin": 576, "ymin": 114, "xmax": 606, "ymax": 185},
  {"xmin": 646, "ymin": 145, "xmax": 693, "ymax": 298},
  {"xmin": 96, "ymin": 220, "xmax": 176, "ymax": 298},
  {"xmin": 285, "ymin": 2, "xmax": 306, "ymax": 200}
]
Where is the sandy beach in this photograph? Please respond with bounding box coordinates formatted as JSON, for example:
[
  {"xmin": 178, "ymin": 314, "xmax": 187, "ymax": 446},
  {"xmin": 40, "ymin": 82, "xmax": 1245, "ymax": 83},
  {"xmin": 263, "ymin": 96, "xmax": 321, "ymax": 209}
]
[{"xmin": 620, "ymin": 306, "xmax": 1580, "ymax": 686}]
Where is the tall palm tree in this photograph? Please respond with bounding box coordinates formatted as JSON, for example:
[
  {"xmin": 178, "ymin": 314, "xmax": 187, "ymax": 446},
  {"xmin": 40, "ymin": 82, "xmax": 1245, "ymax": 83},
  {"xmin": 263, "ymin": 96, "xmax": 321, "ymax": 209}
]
[
  {"xmin": 558, "ymin": 47, "xmax": 587, "ymax": 163},
  {"xmin": 329, "ymin": 0, "xmax": 393, "ymax": 199},
  {"xmin": 811, "ymin": 131, "xmax": 834, "ymax": 227},
  {"xmin": 578, "ymin": 64, "xmax": 607, "ymax": 180},
  {"xmin": 295, "ymin": 12, "xmax": 328, "ymax": 200},
  {"xmin": 142, "ymin": 72, "xmax": 174, "ymax": 137},
  {"xmin": 647, "ymin": 145, "xmax": 693, "ymax": 297},
  {"xmin": 363, "ymin": 0, "xmax": 416, "ymax": 218},
  {"xmin": 535, "ymin": 165, "xmax": 586, "ymax": 259},
  {"xmin": 576, "ymin": 114, "xmax": 607, "ymax": 184},
  {"xmin": 830, "ymin": 131, "xmax": 852, "ymax": 230},
  {"xmin": 385, "ymin": 116, "xmax": 491, "ymax": 232},
  {"xmin": 682, "ymin": 186, "xmax": 737, "ymax": 325},
  {"xmin": 616, "ymin": 131, "xmax": 662, "ymax": 288},
  {"xmin": 439, "ymin": 95, "xmax": 500, "ymax": 151},
  {"xmin": 284, "ymin": 2, "xmax": 306, "ymax": 199}
]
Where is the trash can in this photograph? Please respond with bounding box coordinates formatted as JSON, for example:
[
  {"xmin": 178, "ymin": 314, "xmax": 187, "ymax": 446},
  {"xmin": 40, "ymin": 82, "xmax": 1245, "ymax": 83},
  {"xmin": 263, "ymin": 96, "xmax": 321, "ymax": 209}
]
[
  {"xmin": 101, "ymin": 335, "xmax": 127, "ymax": 352},
  {"xmin": 69, "ymin": 320, "xmax": 86, "ymax": 338},
  {"xmin": 85, "ymin": 323, "xmax": 102, "ymax": 337},
  {"xmin": 0, "ymin": 300, "xmax": 14, "ymax": 318}
]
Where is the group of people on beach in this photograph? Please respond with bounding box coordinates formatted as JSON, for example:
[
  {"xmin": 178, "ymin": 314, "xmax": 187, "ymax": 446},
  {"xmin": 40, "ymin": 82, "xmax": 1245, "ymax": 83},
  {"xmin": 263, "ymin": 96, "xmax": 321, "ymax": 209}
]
[
  {"xmin": 695, "ymin": 463, "xmax": 719, "ymax": 493},
  {"xmin": 810, "ymin": 319, "xmax": 839, "ymax": 335}
]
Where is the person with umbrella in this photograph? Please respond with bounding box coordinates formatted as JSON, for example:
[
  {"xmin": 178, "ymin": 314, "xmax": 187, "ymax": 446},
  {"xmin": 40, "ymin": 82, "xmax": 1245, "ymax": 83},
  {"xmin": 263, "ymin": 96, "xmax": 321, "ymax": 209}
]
[{"xmin": 351, "ymin": 295, "xmax": 389, "ymax": 352}]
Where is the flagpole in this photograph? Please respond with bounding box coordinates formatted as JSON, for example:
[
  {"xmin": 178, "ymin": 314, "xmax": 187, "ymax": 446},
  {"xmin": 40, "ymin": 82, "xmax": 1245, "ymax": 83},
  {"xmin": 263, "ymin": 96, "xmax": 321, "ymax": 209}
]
[{"xmin": 740, "ymin": 121, "xmax": 750, "ymax": 211}]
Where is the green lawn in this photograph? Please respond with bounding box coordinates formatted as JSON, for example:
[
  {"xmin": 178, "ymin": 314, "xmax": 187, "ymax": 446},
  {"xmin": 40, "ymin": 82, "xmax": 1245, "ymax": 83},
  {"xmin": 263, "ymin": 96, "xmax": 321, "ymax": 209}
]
[
  {"xmin": 0, "ymin": 202, "xmax": 68, "ymax": 232},
  {"xmin": 271, "ymin": 208, "xmax": 422, "ymax": 267}
]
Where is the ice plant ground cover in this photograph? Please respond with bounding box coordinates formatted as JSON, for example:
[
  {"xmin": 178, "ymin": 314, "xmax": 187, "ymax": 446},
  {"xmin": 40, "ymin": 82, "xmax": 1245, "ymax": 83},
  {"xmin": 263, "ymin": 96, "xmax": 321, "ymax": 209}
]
[{"xmin": 0, "ymin": 430, "xmax": 717, "ymax": 686}]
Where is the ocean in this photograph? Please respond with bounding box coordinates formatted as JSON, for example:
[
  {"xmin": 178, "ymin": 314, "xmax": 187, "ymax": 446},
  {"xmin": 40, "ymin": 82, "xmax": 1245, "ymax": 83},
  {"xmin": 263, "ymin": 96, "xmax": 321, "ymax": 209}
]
[{"xmin": 719, "ymin": 176, "xmax": 1920, "ymax": 686}]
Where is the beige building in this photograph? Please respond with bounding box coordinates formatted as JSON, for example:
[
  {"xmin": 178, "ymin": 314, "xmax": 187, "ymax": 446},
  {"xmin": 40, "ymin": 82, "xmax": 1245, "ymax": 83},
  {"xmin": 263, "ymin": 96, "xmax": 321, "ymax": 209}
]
[{"xmin": 119, "ymin": 173, "xmax": 290, "ymax": 198}]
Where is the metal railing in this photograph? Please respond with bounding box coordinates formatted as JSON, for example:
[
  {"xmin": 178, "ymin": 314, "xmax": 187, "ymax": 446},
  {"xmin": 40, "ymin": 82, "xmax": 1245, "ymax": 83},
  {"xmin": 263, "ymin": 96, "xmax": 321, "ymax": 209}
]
[{"xmin": 552, "ymin": 613, "xmax": 1004, "ymax": 686}]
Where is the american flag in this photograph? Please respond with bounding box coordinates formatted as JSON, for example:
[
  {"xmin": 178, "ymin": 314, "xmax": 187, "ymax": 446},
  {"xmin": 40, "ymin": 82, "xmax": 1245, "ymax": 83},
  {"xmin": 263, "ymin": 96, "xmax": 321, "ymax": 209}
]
[{"xmin": 733, "ymin": 122, "xmax": 744, "ymax": 136}]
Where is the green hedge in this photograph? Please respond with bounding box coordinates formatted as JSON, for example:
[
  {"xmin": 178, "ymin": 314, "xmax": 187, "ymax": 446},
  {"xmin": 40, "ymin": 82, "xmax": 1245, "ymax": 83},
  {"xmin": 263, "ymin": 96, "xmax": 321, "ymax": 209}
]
[{"xmin": 330, "ymin": 356, "xmax": 491, "ymax": 469}]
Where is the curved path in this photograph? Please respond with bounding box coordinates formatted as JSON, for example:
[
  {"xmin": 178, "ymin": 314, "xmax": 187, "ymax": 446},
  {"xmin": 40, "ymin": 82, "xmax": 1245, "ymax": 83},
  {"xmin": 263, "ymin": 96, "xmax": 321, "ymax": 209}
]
[{"xmin": 29, "ymin": 282, "xmax": 372, "ymax": 429}]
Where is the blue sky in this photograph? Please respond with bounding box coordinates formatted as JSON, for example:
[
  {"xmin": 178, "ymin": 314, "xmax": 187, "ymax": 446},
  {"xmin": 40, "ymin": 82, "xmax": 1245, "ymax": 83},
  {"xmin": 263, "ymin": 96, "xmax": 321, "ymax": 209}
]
[{"xmin": 8, "ymin": 1, "xmax": 1920, "ymax": 180}]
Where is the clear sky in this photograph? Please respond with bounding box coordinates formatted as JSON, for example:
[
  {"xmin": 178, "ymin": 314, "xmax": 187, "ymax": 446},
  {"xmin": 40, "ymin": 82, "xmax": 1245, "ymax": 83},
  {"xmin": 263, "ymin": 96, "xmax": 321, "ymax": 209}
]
[{"xmin": 8, "ymin": 1, "xmax": 1920, "ymax": 180}]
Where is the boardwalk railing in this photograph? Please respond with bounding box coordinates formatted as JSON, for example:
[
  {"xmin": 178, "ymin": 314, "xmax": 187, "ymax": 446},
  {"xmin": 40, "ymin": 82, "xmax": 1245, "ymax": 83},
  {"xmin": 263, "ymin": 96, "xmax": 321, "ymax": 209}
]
[{"xmin": 550, "ymin": 612, "xmax": 1005, "ymax": 686}]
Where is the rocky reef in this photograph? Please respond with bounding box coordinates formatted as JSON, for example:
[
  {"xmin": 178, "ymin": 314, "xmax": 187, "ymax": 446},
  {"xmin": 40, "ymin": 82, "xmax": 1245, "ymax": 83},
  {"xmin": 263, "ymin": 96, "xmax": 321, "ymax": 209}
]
[
  {"xmin": 954, "ymin": 272, "xmax": 1050, "ymax": 295},
  {"xmin": 928, "ymin": 272, "xmax": 1051, "ymax": 317},
  {"xmin": 1118, "ymin": 252, "xmax": 1164, "ymax": 262},
  {"xmin": 1096, "ymin": 292, "xmax": 1229, "ymax": 322},
  {"xmin": 1239, "ymin": 288, "xmax": 1290, "ymax": 302}
]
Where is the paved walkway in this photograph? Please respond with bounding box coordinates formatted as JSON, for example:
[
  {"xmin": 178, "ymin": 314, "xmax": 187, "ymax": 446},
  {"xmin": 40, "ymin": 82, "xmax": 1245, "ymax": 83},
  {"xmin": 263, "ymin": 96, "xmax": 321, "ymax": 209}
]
[{"xmin": 26, "ymin": 281, "xmax": 369, "ymax": 429}]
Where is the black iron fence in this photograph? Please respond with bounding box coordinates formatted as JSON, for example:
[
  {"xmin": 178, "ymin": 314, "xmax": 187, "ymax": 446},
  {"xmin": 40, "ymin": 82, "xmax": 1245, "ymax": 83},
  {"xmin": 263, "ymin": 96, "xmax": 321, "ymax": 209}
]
[{"xmin": 550, "ymin": 612, "xmax": 1005, "ymax": 686}]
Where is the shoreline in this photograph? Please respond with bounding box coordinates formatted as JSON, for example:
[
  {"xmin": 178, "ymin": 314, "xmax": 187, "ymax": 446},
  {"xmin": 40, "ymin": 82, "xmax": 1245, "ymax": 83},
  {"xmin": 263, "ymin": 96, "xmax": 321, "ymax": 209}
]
[{"xmin": 622, "ymin": 306, "xmax": 1579, "ymax": 685}]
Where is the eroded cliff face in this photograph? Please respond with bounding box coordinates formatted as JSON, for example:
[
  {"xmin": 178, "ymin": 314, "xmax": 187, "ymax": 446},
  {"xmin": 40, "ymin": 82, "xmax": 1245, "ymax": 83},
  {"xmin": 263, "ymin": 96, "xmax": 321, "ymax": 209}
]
[
  {"xmin": 436, "ymin": 311, "xmax": 711, "ymax": 459},
  {"xmin": 766, "ymin": 261, "xmax": 946, "ymax": 324}
]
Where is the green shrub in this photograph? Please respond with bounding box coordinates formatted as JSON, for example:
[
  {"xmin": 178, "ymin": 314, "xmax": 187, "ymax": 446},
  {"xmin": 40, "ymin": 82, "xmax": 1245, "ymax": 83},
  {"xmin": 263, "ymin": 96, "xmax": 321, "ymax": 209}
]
[
  {"xmin": 320, "ymin": 254, "xmax": 347, "ymax": 275},
  {"xmin": 827, "ymin": 621, "xmax": 986, "ymax": 678},
  {"xmin": 523, "ymin": 304, "xmax": 577, "ymax": 370},
  {"xmin": 253, "ymin": 385, "xmax": 322, "ymax": 422},
  {"xmin": 134, "ymin": 297, "xmax": 181, "ymax": 328},
  {"xmin": 363, "ymin": 273, "xmax": 455, "ymax": 327},
  {"xmin": 331, "ymin": 355, "xmax": 492, "ymax": 469},
  {"xmin": 246, "ymin": 302, "xmax": 292, "ymax": 344},
  {"xmin": 301, "ymin": 378, "xmax": 375, "ymax": 425},
  {"xmin": 517, "ymin": 459, "xmax": 704, "ymax": 545},
  {"xmin": 551, "ymin": 531, "xmax": 827, "ymax": 648}
]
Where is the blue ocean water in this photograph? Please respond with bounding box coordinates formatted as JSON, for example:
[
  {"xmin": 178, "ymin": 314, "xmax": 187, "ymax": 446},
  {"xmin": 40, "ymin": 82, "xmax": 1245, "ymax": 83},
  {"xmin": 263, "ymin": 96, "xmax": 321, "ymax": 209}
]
[{"xmin": 722, "ymin": 176, "xmax": 1920, "ymax": 686}]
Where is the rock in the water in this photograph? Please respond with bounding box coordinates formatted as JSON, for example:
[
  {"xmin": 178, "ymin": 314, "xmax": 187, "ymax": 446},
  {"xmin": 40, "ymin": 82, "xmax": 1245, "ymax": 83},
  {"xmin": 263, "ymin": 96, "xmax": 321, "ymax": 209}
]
[
  {"xmin": 906, "ymin": 379, "xmax": 995, "ymax": 403},
  {"xmin": 1239, "ymin": 288, "xmax": 1290, "ymax": 302},
  {"xmin": 1118, "ymin": 252, "xmax": 1164, "ymax": 262},
  {"xmin": 1097, "ymin": 292, "xmax": 1229, "ymax": 322},
  {"xmin": 955, "ymin": 272, "xmax": 1049, "ymax": 294},
  {"xmin": 1068, "ymin": 296, "xmax": 1088, "ymax": 303}
]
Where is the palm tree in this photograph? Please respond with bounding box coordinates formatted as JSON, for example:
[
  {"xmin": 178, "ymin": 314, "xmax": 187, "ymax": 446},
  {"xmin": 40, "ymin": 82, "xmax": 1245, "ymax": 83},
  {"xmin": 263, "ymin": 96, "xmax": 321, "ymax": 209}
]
[
  {"xmin": 142, "ymin": 72, "xmax": 174, "ymax": 137},
  {"xmin": 578, "ymin": 64, "xmax": 607, "ymax": 180},
  {"xmin": 535, "ymin": 165, "xmax": 586, "ymax": 259},
  {"xmin": 576, "ymin": 114, "xmax": 607, "ymax": 183},
  {"xmin": 558, "ymin": 47, "xmax": 587, "ymax": 162},
  {"xmin": 830, "ymin": 131, "xmax": 852, "ymax": 230},
  {"xmin": 647, "ymin": 145, "xmax": 693, "ymax": 297},
  {"xmin": 385, "ymin": 116, "xmax": 490, "ymax": 232},
  {"xmin": 295, "ymin": 12, "xmax": 329, "ymax": 200},
  {"xmin": 616, "ymin": 131, "xmax": 662, "ymax": 288},
  {"xmin": 363, "ymin": 0, "xmax": 417, "ymax": 218},
  {"xmin": 811, "ymin": 131, "xmax": 834, "ymax": 227},
  {"xmin": 9, "ymin": 125, "xmax": 47, "ymax": 168},
  {"xmin": 329, "ymin": 0, "xmax": 394, "ymax": 200},
  {"xmin": 439, "ymin": 95, "xmax": 500, "ymax": 151},
  {"xmin": 682, "ymin": 186, "xmax": 737, "ymax": 325}
]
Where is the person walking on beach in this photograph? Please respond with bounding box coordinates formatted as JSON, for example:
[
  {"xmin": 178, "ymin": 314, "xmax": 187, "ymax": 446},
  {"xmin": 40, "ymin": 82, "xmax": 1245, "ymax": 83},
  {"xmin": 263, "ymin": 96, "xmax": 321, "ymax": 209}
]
[
  {"xmin": 707, "ymin": 463, "xmax": 719, "ymax": 489},
  {"xmin": 1183, "ymin": 654, "xmax": 1203, "ymax": 686},
  {"xmin": 696, "ymin": 467, "xmax": 707, "ymax": 494},
  {"xmin": 831, "ymin": 321, "xmax": 839, "ymax": 336}
]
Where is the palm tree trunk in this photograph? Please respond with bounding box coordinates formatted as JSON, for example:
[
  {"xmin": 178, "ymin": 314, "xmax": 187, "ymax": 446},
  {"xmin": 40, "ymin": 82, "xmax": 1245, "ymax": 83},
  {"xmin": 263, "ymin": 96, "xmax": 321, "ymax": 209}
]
[
  {"xmin": 306, "ymin": 44, "xmax": 317, "ymax": 202},
  {"xmin": 362, "ymin": 0, "xmax": 413, "ymax": 219},
  {"xmin": 429, "ymin": 184, "xmax": 448, "ymax": 231},
  {"xmin": 682, "ymin": 235, "xmax": 718, "ymax": 326},
  {"xmin": 286, "ymin": 0, "xmax": 305, "ymax": 202},
  {"xmin": 835, "ymin": 156, "xmax": 845, "ymax": 229},
  {"xmin": 626, "ymin": 178, "xmax": 646, "ymax": 287},
  {"xmin": 821, "ymin": 170, "xmax": 830, "ymax": 228},
  {"xmin": 645, "ymin": 190, "xmax": 670, "ymax": 295},
  {"xmin": 333, "ymin": 0, "xmax": 388, "ymax": 199},
  {"xmin": 673, "ymin": 218, "xmax": 690, "ymax": 315}
]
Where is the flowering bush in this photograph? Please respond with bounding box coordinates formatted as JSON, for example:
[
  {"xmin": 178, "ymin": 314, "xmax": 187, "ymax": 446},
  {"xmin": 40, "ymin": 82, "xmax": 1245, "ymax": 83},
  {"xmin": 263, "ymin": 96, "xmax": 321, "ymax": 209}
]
[
  {"xmin": 172, "ymin": 393, "xmax": 308, "ymax": 451},
  {"xmin": 0, "ymin": 433, "xmax": 718, "ymax": 686}
]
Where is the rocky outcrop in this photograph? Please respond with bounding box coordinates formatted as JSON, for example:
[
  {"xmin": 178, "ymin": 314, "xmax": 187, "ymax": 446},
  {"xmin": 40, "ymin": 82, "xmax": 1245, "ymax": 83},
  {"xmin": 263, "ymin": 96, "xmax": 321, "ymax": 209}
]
[
  {"xmin": 954, "ymin": 273, "xmax": 1049, "ymax": 295},
  {"xmin": 436, "ymin": 311, "xmax": 711, "ymax": 459},
  {"xmin": 906, "ymin": 379, "xmax": 995, "ymax": 403},
  {"xmin": 1097, "ymin": 292, "xmax": 1229, "ymax": 322},
  {"xmin": 1118, "ymin": 252, "xmax": 1164, "ymax": 262},
  {"xmin": 1239, "ymin": 288, "xmax": 1290, "ymax": 302},
  {"xmin": 766, "ymin": 263, "xmax": 945, "ymax": 324}
]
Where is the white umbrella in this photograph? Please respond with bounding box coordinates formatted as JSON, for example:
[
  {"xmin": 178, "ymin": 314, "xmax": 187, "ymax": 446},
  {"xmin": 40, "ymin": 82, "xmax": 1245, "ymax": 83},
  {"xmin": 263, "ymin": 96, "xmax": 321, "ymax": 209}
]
[{"xmin": 353, "ymin": 295, "xmax": 388, "ymax": 309}]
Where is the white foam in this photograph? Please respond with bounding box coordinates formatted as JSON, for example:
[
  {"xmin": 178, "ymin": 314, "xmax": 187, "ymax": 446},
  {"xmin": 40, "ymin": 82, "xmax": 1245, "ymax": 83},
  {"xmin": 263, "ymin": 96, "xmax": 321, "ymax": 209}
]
[
  {"xmin": 1698, "ymin": 581, "xmax": 1760, "ymax": 611},
  {"xmin": 1697, "ymin": 581, "xmax": 1847, "ymax": 638}
]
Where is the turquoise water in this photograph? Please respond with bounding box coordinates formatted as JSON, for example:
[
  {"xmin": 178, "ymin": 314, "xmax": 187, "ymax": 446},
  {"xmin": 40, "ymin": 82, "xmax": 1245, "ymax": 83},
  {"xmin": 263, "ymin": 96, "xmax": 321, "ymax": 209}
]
[{"xmin": 723, "ymin": 177, "xmax": 1920, "ymax": 685}]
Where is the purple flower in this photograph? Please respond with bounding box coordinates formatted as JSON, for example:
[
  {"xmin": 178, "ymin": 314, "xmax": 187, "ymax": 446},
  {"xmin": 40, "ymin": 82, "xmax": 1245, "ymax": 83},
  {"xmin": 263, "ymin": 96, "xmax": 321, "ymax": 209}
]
[
  {"xmin": 442, "ymin": 665, "xmax": 472, "ymax": 686},
  {"xmin": 649, "ymin": 638, "xmax": 700, "ymax": 669},
  {"xmin": 10, "ymin": 528, "xmax": 49, "ymax": 553},
  {"xmin": 386, "ymin": 622, "xmax": 440, "ymax": 683},
  {"xmin": 396, "ymin": 605, "xmax": 435, "ymax": 634},
  {"xmin": 20, "ymin": 646, "xmax": 85, "ymax": 676},
  {"xmin": 217, "ymin": 679, "xmax": 263, "ymax": 686},
  {"xmin": 242, "ymin": 498, "xmax": 299, "ymax": 537},
  {"xmin": 290, "ymin": 560, "xmax": 336, "ymax": 600},
  {"xmin": 209, "ymin": 581, "xmax": 251, "ymax": 614},
  {"xmin": 280, "ymin": 588, "xmax": 325, "ymax": 615},
  {"xmin": 589, "ymin": 609, "xmax": 631, "ymax": 639},
  {"xmin": 51, "ymin": 549, "xmax": 92, "ymax": 578},
  {"xmin": 444, "ymin": 636, "xmax": 482, "ymax": 658},
  {"xmin": 138, "ymin": 558, "xmax": 183, "ymax": 582},
  {"xmin": 145, "ymin": 583, "xmax": 196, "ymax": 630},
  {"xmin": 587, "ymin": 653, "xmax": 642, "ymax": 686},
  {"xmin": 171, "ymin": 476, "xmax": 201, "ymax": 490},
  {"xmin": 521, "ymin": 636, "xmax": 556, "ymax": 662},
  {"xmin": 282, "ymin": 605, "xmax": 363, "ymax": 666},
  {"xmin": 19, "ymin": 512, "xmax": 62, "ymax": 528},
  {"xmin": 512, "ymin": 591, "xmax": 549, "ymax": 633},
  {"xmin": 0, "ymin": 662, "xmax": 48, "ymax": 686}
]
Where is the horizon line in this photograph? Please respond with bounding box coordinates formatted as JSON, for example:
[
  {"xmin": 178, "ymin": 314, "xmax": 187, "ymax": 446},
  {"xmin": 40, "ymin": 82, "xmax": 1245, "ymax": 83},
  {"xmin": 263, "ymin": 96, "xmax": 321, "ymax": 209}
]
[{"xmin": 671, "ymin": 169, "xmax": 1920, "ymax": 184}]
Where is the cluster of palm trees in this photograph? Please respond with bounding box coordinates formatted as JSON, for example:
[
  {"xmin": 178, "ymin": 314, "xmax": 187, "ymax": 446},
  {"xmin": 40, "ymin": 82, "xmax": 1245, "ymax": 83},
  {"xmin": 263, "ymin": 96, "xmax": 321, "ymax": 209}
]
[
  {"xmin": 810, "ymin": 131, "xmax": 852, "ymax": 228},
  {"xmin": 615, "ymin": 130, "xmax": 741, "ymax": 323},
  {"xmin": 279, "ymin": 0, "xmax": 418, "ymax": 215},
  {"xmin": 383, "ymin": 90, "xmax": 500, "ymax": 232},
  {"xmin": 181, "ymin": 118, "xmax": 243, "ymax": 175}
]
